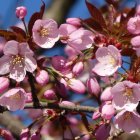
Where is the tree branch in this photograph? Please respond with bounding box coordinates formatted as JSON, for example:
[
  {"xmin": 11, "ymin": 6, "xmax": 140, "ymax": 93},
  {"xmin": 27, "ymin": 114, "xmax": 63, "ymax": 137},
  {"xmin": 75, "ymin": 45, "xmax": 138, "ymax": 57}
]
[{"xmin": 25, "ymin": 102, "xmax": 97, "ymax": 113}]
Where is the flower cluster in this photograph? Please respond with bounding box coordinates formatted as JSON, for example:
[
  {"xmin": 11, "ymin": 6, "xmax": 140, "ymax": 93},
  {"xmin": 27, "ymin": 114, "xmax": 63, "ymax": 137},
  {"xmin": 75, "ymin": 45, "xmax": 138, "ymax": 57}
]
[{"xmin": 0, "ymin": 0, "xmax": 140, "ymax": 139}]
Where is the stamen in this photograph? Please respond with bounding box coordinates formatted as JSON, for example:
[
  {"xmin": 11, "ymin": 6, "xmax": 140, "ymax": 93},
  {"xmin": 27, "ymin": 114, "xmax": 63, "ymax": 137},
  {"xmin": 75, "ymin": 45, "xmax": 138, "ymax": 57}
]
[{"xmin": 39, "ymin": 27, "xmax": 49, "ymax": 37}]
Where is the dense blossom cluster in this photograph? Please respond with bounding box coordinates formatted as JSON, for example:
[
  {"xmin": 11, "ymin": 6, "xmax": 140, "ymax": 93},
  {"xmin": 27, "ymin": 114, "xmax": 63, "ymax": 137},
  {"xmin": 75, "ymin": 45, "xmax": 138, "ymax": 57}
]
[{"xmin": 0, "ymin": 1, "xmax": 140, "ymax": 140}]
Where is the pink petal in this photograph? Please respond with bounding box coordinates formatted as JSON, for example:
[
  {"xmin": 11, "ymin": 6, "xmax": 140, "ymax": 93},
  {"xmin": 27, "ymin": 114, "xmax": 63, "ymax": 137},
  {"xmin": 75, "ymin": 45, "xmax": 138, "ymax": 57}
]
[
  {"xmin": 59, "ymin": 24, "xmax": 77, "ymax": 37},
  {"xmin": 19, "ymin": 42, "xmax": 33, "ymax": 56},
  {"xmin": 0, "ymin": 88, "xmax": 26, "ymax": 111},
  {"xmin": 25, "ymin": 54, "xmax": 37, "ymax": 72},
  {"xmin": 92, "ymin": 62, "xmax": 117, "ymax": 76},
  {"xmin": 10, "ymin": 64, "xmax": 26, "ymax": 82},
  {"xmin": 3, "ymin": 40, "xmax": 18, "ymax": 55},
  {"xmin": 0, "ymin": 55, "xmax": 10, "ymax": 75}
]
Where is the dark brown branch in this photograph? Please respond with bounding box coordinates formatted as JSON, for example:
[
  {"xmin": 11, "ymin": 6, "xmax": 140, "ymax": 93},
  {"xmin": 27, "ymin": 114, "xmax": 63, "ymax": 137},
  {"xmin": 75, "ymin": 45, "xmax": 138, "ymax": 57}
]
[{"xmin": 27, "ymin": 72, "xmax": 40, "ymax": 108}]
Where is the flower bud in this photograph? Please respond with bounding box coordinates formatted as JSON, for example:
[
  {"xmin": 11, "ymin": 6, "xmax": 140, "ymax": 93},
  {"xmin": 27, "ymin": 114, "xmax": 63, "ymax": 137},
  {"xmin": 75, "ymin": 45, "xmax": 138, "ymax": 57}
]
[
  {"xmin": 0, "ymin": 77, "xmax": 9, "ymax": 94},
  {"xmin": 92, "ymin": 110, "xmax": 101, "ymax": 120},
  {"xmin": 16, "ymin": 6, "xmax": 27, "ymax": 19},
  {"xmin": 20, "ymin": 128, "xmax": 29, "ymax": 140},
  {"xmin": 72, "ymin": 61, "xmax": 84, "ymax": 76},
  {"xmin": 86, "ymin": 78, "xmax": 100, "ymax": 96},
  {"xmin": 36, "ymin": 70, "xmax": 49, "ymax": 86},
  {"xmin": 95, "ymin": 124, "xmax": 111, "ymax": 140},
  {"xmin": 60, "ymin": 101, "xmax": 75, "ymax": 106},
  {"xmin": 131, "ymin": 36, "xmax": 140, "ymax": 47},
  {"xmin": 100, "ymin": 87, "xmax": 113, "ymax": 101},
  {"xmin": 44, "ymin": 89, "xmax": 57, "ymax": 100},
  {"xmin": 66, "ymin": 18, "xmax": 81, "ymax": 27},
  {"xmin": 69, "ymin": 79, "xmax": 86, "ymax": 94},
  {"xmin": 101, "ymin": 102, "xmax": 115, "ymax": 120},
  {"xmin": 51, "ymin": 56, "xmax": 69, "ymax": 72}
]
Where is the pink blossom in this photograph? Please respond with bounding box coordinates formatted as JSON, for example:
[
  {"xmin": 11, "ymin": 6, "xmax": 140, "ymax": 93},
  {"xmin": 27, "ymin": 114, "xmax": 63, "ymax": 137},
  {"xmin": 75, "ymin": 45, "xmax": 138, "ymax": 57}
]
[
  {"xmin": 16, "ymin": 6, "xmax": 27, "ymax": 19},
  {"xmin": 101, "ymin": 102, "xmax": 115, "ymax": 120},
  {"xmin": 100, "ymin": 87, "xmax": 113, "ymax": 101},
  {"xmin": 92, "ymin": 45, "xmax": 121, "ymax": 76},
  {"xmin": 32, "ymin": 19, "xmax": 59, "ymax": 48},
  {"xmin": 0, "ymin": 40, "xmax": 37, "ymax": 82},
  {"xmin": 111, "ymin": 81, "xmax": 140, "ymax": 109},
  {"xmin": 0, "ymin": 88, "xmax": 26, "ymax": 111},
  {"xmin": 68, "ymin": 79, "xmax": 86, "ymax": 94},
  {"xmin": 114, "ymin": 109, "xmax": 140, "ymax": 133},
  {"xmin": 66, "ymin": 18, "xmax": 81, "ymax": 27},
  {"xmin": 86, "ymin": 78, "xmax": 101, "ymax": 96},
  {"xmin": 127, "ymin": 16, "xmax": 140, "ymax": 34},
  {"xmin": 0, "ymin": 77, "xmax": 9, "ymax": 94},
  {"xmin": 59, "ymin": 24, "xmax": 93, "ymax": 51},
  {"xmin": 36, "ymin": 70, "xmax": 49, "ymax": 86}
]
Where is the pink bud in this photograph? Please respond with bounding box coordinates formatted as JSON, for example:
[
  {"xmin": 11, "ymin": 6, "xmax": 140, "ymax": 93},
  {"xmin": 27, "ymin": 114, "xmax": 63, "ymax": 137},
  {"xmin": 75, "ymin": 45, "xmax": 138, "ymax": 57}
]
[
  {"xmin": 36, "ymin": 70, "xmax": 49, "ymax": 86},
  {"xmin": 60, "ymin": 101, "xmax": 75, "ymax": 106},
  {"xmin": 69, "ymin": 79, "xmax": 86, "ymax": 94},
  {"xmin": 0, "ymin": 77, "xmax": 9, "ymax": 94},
  {"xmin": 101, "ymin": 102, "xmax": 115, "ymax": 120},
  {"xmin": 51, "ymin": 56, "xmax": 69, "ymax": 72},
  {"xmin": 66, "ymin": 18, "xmax": 81, "ymax": 27},
  {"xmin": 44, "ymin": 89, "xmax": 57, "ymax": 100},
  {"xmin": 131, "ymin": 36, "xmax": 140, "ymax": 47},
  {"xmin": 86, "ymin": 78, "xmax": 100, "ymax": 96},
  {"xmin": 25, "ymin": 92, "xmax": 32, "ymax": 103},
  {"xmin": 95, "ymin": 124, "xmax": 111, "ymax": 140},
  {"xmin": 92, "ymin": 110, "xmax": 101, "ymax": 120},
  {"xmin": 100, "ymin": 87, "xmax": 113, "ymax": 101},
  {"xmin": 20, "ymin": 128, "xmax": 29, "ymax": 140},
  {"xmin": 0, "ymin": 128, "xmax": 14, "ymax": 140},
  {"xmin": 72, "ymin": 61, "xmax": 84, "ymax": 76},
  {"xmin": 16, "ymin": 6, "xmax": 27, "ymax": 19}
]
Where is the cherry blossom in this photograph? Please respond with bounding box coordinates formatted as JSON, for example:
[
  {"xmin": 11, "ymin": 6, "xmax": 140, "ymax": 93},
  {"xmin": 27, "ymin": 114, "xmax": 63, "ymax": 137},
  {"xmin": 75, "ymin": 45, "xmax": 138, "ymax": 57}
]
[
  {"xmin": 0, "ymin": 40, "xmax": 37, "ymax": 82},
  {"xmin": 32, "ymin": 19, "xmax": 59, "ymax": 48},
  {"xmin": 114, "ymin": 109, "xmax": 140, "ymax": 133},
  {"xmin": 92, "ymin": 45, "xmax": 122, "ymax": 76},
  {"xmin": 111, "ymin": 81, "xmax": 140, "ymax": 109},
  {"xmin": 0, "ymin": 88, "xmax": 26, "ymax": 111}
]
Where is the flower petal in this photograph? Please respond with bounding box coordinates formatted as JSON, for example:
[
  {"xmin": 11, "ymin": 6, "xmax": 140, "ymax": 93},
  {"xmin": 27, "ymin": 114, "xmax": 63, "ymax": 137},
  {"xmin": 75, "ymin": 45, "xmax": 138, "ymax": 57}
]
[
  {"xmin": 0, "ymin": 55, "xmax": 11, "ymax": 75},
  {"xmin": 19, "ymin": 42, "xmax": 33, "ymax": 56},
  {"xmin": 3, "ymin": 40, "xmax": 18, "ymax": 55},
  {"xmin": 25, "ymin": 54, "xmax": 37, "ymax": 72},
  {"xmin": 10, "ymin": 64, "xmax": 26, "ymax": 82}
]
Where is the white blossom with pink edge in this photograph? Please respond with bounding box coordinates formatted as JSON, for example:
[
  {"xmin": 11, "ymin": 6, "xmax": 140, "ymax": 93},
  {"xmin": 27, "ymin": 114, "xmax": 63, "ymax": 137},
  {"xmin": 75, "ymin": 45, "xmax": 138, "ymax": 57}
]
[
  {"xmin": 0, "ymin": 40, "xmax": 37, "ymax": 82},
  {"xmin": 92, "ymin": 45, "xmax": 122, "ymax": 76},
  {"xmin": 0, "ymin": 88, "xmax": 26, "ymax": 111},
  {"xmin": 32, "ymin": 19, "xmax": 59, "ymax": 48}
]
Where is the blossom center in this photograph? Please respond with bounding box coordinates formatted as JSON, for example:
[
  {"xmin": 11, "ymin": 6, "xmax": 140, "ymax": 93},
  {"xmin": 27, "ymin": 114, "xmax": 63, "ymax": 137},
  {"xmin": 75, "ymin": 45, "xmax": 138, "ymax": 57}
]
[
  {"xmin": 109, "ymin": 56, "xmax": 116, "ymax": 65},
  {"xmin": 124, "ymin": 87, "xmax": 133, "ymax": 97},
  {"xmin": 123, "ymin": 112, "xmax": 132, "ymax": 120},
  {"xmin": 10, "ymin": 93, "xmax": 21, "ymax": 100},
  {"xmin": 11, "ymin": 55, "xmax": 24, "ymax": 65},
  {"xmin": 39, "ymin": 27, "xmax": 49, "ymax": 37}
]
